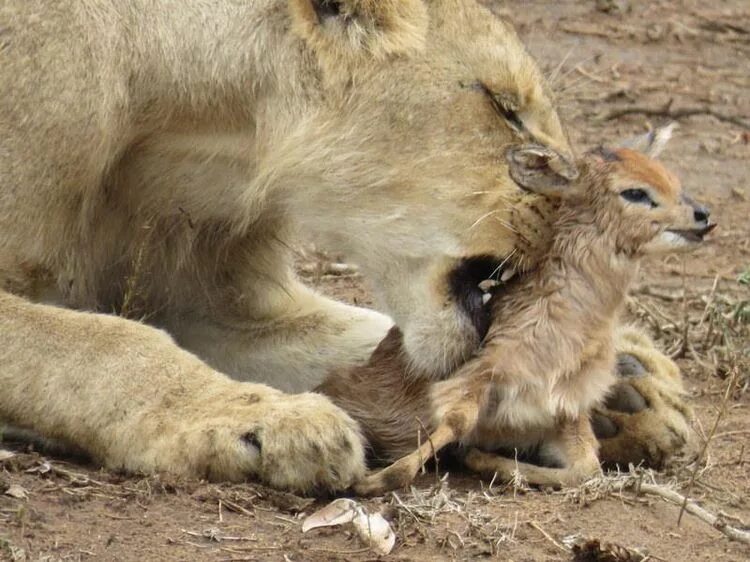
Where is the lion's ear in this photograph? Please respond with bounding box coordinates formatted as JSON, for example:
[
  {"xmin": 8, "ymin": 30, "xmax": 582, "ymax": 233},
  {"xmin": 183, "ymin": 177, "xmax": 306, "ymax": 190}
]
[
  {"xmin": 289, "ymin": 0, "xmax": 427, "ymax": 63},
  {"xmin": 506, "ymin": 145, "xmax": 579, "ymax": 198}
]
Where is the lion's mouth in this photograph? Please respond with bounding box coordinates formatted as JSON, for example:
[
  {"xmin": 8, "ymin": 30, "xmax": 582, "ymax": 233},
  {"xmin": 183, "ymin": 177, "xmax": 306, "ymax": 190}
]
[{"xmin": 448, "ymin": 256, "xmax": 519, "ymax": 341}]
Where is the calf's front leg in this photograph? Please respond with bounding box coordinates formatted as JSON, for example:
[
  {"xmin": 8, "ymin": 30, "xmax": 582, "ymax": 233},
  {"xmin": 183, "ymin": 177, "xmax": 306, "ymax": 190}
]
[{"xmin": 463, "ymin": 416, "xmax": 601, "ymax": 488}]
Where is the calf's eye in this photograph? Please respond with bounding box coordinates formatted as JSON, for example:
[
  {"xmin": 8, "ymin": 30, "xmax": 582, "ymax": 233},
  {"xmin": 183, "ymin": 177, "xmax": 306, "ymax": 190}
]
[{"xmin": 620, "ymin": 188, "xmax": 657, "ymax": 207}]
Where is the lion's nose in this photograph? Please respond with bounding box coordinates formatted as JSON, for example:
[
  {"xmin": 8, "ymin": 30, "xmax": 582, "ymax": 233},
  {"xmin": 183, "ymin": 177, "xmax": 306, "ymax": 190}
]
[{"xmin": 693, "ymin": 205, "xmax": 710, "ymax": 224}]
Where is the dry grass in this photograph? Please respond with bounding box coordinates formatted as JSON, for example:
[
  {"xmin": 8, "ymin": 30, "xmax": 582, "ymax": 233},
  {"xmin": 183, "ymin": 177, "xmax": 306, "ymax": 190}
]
[
  {"xmin": 384, "ymin": 473, "xmax": 529, "ymax": 555},
  {"xmin": 566, "ymin": 467, "xmax": 750, "ymax": 545},
  {"xmin": 629, "ymin": 265, "xmax": 749, "ymax": 394}
]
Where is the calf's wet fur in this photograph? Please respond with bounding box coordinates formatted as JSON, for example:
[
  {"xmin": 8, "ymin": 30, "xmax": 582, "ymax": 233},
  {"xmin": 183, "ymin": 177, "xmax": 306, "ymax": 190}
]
[{"xmin": 319, "ymin": 127, "xmax": 713, "ymax": 495}]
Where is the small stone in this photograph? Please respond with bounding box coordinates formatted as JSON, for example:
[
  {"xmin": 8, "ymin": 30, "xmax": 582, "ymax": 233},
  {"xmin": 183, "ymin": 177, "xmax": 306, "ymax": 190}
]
[
  {"xmin": 731, "ymin": 187, "xmax": 746, "ymax": 201},
  {"xmin": 595, "ymin": 0, "xmax": 631, "ymax": 15}
]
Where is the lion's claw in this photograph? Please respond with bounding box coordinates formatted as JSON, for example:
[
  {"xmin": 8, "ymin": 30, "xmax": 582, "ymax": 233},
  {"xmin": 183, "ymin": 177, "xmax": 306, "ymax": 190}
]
[
  {"xmin": 125, "ymin": 385, "xmax": 365, "ymax": 493},
  {"xmin": 593, "ymin": 329, "xmax": 698, "ymax": 469}
]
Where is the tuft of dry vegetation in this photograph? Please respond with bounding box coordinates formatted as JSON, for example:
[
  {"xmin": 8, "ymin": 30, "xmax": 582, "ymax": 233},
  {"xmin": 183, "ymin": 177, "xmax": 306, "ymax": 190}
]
[{"xmin": 629, "ymin": 266, "xmax": 749, "ymax": 394}]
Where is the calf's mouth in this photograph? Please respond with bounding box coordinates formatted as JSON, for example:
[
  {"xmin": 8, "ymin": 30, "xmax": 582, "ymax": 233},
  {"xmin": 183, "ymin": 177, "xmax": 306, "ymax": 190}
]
[{"xmin": 667, "ymin": 223, "xmax": 717, "ymax": 243}]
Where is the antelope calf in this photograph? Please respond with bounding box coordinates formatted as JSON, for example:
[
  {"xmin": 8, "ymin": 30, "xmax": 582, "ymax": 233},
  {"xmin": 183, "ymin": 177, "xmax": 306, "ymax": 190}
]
[{"xmin": 318, "ymin": 127, "xmax": 715, "ymax": 494}]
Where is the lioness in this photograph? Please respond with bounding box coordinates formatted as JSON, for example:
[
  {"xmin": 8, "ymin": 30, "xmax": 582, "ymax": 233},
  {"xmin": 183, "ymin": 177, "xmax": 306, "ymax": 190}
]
[{"xmin": 0, "ymin": 0, "xmax": 692, "ymax": 492}]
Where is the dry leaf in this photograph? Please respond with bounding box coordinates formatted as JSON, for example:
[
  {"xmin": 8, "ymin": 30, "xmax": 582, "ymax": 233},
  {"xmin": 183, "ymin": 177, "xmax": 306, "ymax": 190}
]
[
  {"xmin": 350, "ymin": 511, "xmax": 395, "ymax": 555},
  {"xmin": 302, "ymin": 498, "xmax": 360, "ymax": 530},
  {"xmin": 565, "ymin": 534, "xmax": 648, "ymax": 562},
  {"xmin": 0, "ymin": 450, "xmax": 16, "ymax": 462},
  {"xmin": 302, "ymin": 498, "xmax": 396, "ymax": 555},
  {"xmin": 5, "ymin": 484, "xmax": 29, "ymax": 500},
  {"xmin": 26, "ymin": 461, "xmax": 52, "ymax": 474}
]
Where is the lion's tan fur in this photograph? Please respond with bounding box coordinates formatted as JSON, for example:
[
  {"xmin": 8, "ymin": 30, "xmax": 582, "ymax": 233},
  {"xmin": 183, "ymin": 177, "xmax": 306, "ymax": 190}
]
[{"xmin": 0, "ymin": 1, "xmax": 696, "ymax": 492}]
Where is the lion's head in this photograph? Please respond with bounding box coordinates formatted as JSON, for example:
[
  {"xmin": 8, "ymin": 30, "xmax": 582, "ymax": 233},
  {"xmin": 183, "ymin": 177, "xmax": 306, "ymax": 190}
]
[{"xmin": 263, "ymin": 0, "xmax": 574, "ymax": 378}]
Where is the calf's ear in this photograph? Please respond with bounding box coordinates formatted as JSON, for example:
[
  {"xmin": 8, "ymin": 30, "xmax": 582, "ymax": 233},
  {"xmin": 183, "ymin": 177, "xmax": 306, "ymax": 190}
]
[
  {"xmin": 506, "ymin": 144, "xmax": 579, "ymax": 198},
  {"xmin": 289, "ymin": 0, "xmax": 428, "ymax": 66},
  {"xmin": 617, "ymin": 122, "xmax": 677, "ymax": 158}
]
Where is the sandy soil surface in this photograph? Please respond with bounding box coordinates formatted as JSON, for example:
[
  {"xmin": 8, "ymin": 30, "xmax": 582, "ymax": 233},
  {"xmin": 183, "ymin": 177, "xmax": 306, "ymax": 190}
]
[{"xmin": 1, "ymin": 1, "xmax": 748, "ymax": 560}]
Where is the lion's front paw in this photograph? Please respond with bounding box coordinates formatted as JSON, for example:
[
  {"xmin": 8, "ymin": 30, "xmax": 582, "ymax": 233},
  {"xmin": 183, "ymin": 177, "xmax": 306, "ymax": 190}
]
[
  {"xmin": 591, "ymin": 329, "xmax": 698, "ymax": 469},
  {"xmin": 243, "ymin": 392, "xmax": 367, "ymax": 492},
  {"xmin": 124, "ymin": 386, "xmax": 365, "ymax": 493}
]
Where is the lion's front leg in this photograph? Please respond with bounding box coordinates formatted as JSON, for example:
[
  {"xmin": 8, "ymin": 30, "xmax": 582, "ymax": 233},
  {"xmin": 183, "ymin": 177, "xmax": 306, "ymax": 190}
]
[
  {"xmin": 591, "ymin": 326, "xmax": 698, "ymax": 468},
  {"xmin": 165, "ymin": 279, "xmax": 393, "ymax": 392},
  {"xmin": 0, "ymin": 291, "xmax": 364, "ymax": 492}
]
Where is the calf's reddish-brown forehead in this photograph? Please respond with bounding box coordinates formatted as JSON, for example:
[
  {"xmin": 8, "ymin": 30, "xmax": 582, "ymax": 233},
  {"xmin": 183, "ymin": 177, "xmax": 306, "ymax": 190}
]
[{"xmin": 611, "ymin": 148, "xmax": 681, "ymax": 201}]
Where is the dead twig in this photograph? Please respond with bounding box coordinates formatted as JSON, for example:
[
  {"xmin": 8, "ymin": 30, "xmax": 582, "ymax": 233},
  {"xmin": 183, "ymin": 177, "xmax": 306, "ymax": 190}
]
[
  {"xmin": 220, "ymin": 499, "xmax": 255, "ymax": 518},
  {"xmin": 680, "ymin": 260, "xmax": 689, "ymax": 356},
  {"xmin": 691, "ymin": 11, "xmax": 750, "ymax": 36},
  {"xmin": 712, "ymin": 429, "xmax": 750, "ymax": 439},
  {"xmin": 305, "ymin": 546, "xmax": 371, "ymax": 555},
  {"xmin": 635, "ymin": 482, "xmax": 750, "ymax": 545},
  {"xmin": 678, "ymin": 367, "xmax": 740, "ymax": 526},
  {"xmin": 603, "ymin": 105, "xmax": 750, "ymax": 130},
  {"xmin": 560, "ymin": 23, "xmax": 621, "ymax": 38},
  {"xmin": 415, "ymin": 416, "xmax": 440, "ymax": 486},
  {"xmin": 181, "ymin": 528, "xmax": 259, "ymax": 543},
  {"xmin": 633, "ymin": 285, "xmax": 685, "ymax": 302},
  {"xmin": 528, "ymin": 520, "xmax": 568, "ymax": 553},
  {"xmin": 574, "ymin": 64, "xmax": 610, "ymax": 84}
]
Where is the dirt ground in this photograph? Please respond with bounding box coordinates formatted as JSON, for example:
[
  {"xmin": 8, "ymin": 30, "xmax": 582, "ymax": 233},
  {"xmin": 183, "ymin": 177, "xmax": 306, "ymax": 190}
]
[{"xmin": 1, "ymin": 1, "xmax": 749, "ymax": 561}]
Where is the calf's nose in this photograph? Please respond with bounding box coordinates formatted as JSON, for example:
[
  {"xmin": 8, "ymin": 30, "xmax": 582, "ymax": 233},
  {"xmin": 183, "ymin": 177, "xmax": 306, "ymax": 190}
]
[{"xmin": 693, "ymin": 205, "xmax": 710, "ymax": 224}]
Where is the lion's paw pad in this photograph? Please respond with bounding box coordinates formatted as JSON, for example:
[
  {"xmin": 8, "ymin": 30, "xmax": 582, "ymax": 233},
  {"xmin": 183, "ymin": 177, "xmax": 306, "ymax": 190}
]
[{"xmin": 593, "ymin": 349, "xmax": 697, "ymax": 469}]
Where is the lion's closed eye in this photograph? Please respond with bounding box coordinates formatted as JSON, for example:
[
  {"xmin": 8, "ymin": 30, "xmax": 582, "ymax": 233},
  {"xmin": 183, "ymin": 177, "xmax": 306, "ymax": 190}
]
[
  {"xmin": 458, "ymin": 80, "xmax": 526, "ymax": 133},
  {"xmin": 478, "ymin": 82, "xmax": 525, "ymax": 133}
]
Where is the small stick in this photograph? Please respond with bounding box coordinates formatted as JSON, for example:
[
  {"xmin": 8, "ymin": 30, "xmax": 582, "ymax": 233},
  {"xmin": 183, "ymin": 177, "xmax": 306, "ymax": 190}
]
[
  {"xmin": 635, "ymin": 482, "xmax": 750, "ymax": 545},
  {"xmin": 391, "ymin": 492, "xmax": 426, "ymax": 529},
  {"xmin": 221, "ymin": 499, "xmax": 255, "ymax": 518},
  {"xmin": 678, "ymin": 367, "xmax": 739, "ymax": 526},
  {"xmin": 574, "ymin": 64, "xmax": 609, "ymax": 84},
  {"xmin": 681, "ymin": 258, "xmax": 689, "ymax": 324},
  {"xmin": 637, "ymin": 298, "xmax": 682, "ymax": 329},
  {"xmin": 687, "ymin": 341, "xmax": 717, "ymax": 373},
  {"xmin": 718, "ymin": 510, "xmax": 748, "ymax": 528},
  {"xmin": 633, "ymin": 285, "xmax": 685, "ymax": 301},
  {"xmin": 560, "ymin": 23, "xmax": 616, "ymax": 38},
  {"xmin": 698, "ymin": 275, "xmax": 721, "ymax": 326},
  {"xmin": 677, "ymin": 259, "xmax": 689, "ymax": 358},
  {"xmin": 49, "ymin": 465, "xmax": 108, "ymax": 487},
  {"xmin": 712, "ymin": 429, "xmax": 750, "ymax": 439},
  {"xmin": 603, "ymin": 105, "xmax": 750, "ymax": 129},
  {"xmin": 528, "ymin": 520, "xmax": 568, "ymax": 553},
  {"xmin": 415, "ymin": 416, "xmax": 440, "ymax": 486},
  {"xmin": 305, "ymin": 547, "xmax": 371, "ymax": 555},
  {"xmin": 700, "ymin": 275, "xmax": 720, "ymax": 349}
]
